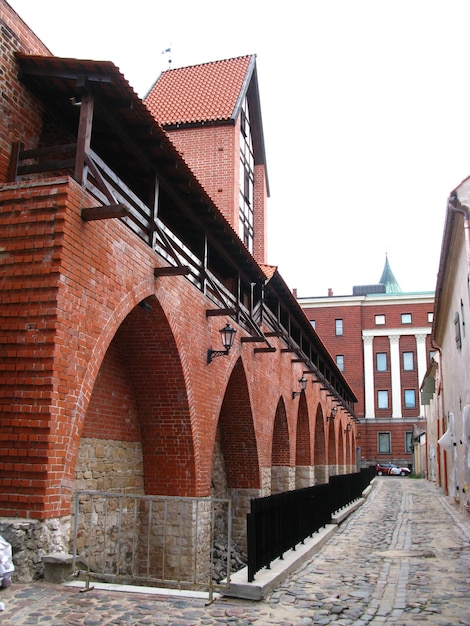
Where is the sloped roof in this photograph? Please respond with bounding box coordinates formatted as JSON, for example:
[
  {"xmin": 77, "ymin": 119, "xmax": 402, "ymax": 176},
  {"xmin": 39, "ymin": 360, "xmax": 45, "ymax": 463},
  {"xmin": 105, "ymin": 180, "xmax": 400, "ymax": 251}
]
[
  {"xmin": 144, "ymin": 55, "xmax": 254, "ymax": 126},
  {"xmin": 379, "ymin": 254, "xmax": 402, "ymax": 294}
]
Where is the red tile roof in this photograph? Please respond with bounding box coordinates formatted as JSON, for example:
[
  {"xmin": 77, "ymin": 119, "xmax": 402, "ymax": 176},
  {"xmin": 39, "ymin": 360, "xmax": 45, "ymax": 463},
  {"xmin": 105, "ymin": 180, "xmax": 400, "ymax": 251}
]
[{"xmin": 144, "ymin": 55, "xmax": 254, "ymax": 126}]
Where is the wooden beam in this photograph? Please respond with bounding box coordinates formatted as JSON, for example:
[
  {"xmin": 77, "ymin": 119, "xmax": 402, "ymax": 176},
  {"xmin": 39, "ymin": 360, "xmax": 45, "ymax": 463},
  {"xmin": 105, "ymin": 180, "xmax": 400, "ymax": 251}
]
[
  {"xmin": 206, "ymin": 308, "xmax": 237, "ymax": 317},
  {"xmin": 154, "ymin": 266, "xmax": 190, "ymax": 277},
  {"xmin": 265, "ymin": 331, "xmax": 284, "ymax": 338},
  {"xmin": 7, "ymin": 141, "xmax": 23, "ymax": 182},
  {"xmin": 241, "ymin": 337, "xmax": 265, "ymax": 343},
  {"xmin": 254, "ymin": 347, "xmax": 276, "ymax": 354},
  {"xmin": 281, "ymin": 348, "xmax": 297, "ymax": 353},
  {"xmin": 81, "ymin": 204, "xmax": 128, "ymax": 221},
  {"xmin": 75, "ymin": 91, "xmax": 94, "ymax": 185}
]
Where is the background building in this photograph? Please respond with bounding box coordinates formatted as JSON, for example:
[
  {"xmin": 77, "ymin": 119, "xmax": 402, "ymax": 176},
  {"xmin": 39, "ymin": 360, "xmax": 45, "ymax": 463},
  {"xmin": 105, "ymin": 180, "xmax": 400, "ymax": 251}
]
[{"xmin": 298, "ymin": 256, "xmax": 435, "ymax": 469}]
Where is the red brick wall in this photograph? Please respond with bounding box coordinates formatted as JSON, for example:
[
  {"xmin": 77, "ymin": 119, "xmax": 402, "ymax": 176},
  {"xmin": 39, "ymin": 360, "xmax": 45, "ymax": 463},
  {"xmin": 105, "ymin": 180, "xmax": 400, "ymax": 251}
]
[
  {"xmin": 165, "ymin": 125, "xmax": 238, "ymax": 227},
  {"xmin": 164, "ymin": 120, "xmax": 267, "ymax": 265},
  {"xmin": 0, "ymin": 0, "xmax": 51, "ymax": 183},
  {"xmin": 82, "ymin": 336, "xmax": 140, "ymax": 442},
  {"xmin": 0, "ymin": 177, "xmax": 356, "ymax": 518}
]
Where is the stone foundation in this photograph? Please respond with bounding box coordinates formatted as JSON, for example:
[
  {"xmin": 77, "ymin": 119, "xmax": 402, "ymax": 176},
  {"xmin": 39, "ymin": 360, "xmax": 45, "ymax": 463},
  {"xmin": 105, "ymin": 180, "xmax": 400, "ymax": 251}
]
[{"xmin": 0, "ymin": 517, "xmax": 71, "ymax": 582}]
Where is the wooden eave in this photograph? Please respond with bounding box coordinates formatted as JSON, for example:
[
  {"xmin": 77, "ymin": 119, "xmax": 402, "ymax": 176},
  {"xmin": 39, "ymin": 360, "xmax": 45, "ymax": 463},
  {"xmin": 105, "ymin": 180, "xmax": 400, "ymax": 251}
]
[{"xmin": 15, "ymin": 53, "xmax": 265, "ymax": 285}]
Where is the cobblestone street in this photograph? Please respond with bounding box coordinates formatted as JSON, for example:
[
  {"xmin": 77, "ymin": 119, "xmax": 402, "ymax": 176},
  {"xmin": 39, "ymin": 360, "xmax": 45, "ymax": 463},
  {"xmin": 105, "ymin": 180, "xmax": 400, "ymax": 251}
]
[{"xmin": 1, "ymin": 478, "xmax": 469, "ymax": 625}]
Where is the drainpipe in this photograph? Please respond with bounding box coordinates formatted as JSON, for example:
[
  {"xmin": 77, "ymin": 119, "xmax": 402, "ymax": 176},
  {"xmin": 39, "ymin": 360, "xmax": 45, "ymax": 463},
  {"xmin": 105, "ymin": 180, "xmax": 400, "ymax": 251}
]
[{"xmin": 448, "ymin": 191, "xmax": 470, "ymax": 276}]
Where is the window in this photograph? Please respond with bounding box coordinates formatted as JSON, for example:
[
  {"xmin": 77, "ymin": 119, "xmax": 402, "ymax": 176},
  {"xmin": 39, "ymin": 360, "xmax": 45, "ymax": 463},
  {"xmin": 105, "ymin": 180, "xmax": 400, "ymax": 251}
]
[
  {"xmin": 403, "ymin": 351, "xmax": 414, "ymax": 371},
  {"xmin": 378, "ymin": 432, "xmax": 391, "ymax": 454},
  {"xmin": 401, "ymin": 313, "xmax": 412, "ymax": 324},
  {"xmin": 428, "ymin": 312, "xmax": 433, "ymax": 323},
  {"xmin": 336, "ymin": 355, "xmax": 344, "ymax": 371},
  {"xmin": 405, "ymin": 432, "xmax": 413, "ymax": 454},
  {"xmin": 376, "ymin": 352, "xmax": 387, "ymax": 371},
  {"xmin": 375, "ymin": 314, "xmax": 385, "ymax": 325},
  {"xmin": 429, "ymin": 349, "xmax": 435, "ymax": 361},
  {"xmin": 404, "ymin": 389, "xmax": 416, "ymax": 408},
  {"xmin": 455, "ymin": 311, "xmax": 462, "ymax": 349},
  {"xmin": 377, "ymin": 390, "xmax": 389, "ymax": 409},
  {"xmin": 335, "ymin": 319, "xmax": 343, "ymax": 336},
  {"xmin": 310, "ymin": 320, "xmax": 316, "ymax": 329},
  {"xmin": 239, "ymin": 98, "xmax": 254, "ymax": 252}
]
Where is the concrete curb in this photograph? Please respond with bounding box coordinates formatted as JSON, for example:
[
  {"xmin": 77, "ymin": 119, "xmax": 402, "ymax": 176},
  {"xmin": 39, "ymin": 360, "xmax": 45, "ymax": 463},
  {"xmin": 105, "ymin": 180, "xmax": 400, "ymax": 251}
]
[{"xmin": 221, "ymin": 482, "xmax": 375, "ymax": 600}]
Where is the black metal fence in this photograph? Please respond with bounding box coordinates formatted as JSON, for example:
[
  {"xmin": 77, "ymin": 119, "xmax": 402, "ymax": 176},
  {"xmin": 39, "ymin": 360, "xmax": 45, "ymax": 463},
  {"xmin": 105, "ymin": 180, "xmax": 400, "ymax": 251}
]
[{"xmin": 246, "ymin": 468, "xmax": 375, "ymax": 581}]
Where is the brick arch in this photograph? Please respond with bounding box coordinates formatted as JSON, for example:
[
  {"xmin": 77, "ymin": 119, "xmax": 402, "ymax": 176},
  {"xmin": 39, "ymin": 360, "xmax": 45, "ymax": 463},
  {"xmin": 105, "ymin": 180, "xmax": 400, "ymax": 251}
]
[
  {"xmin": 295, "ymin": 394, "xmax": 310, "ymax": 465},
  {"xmin": 314, "ymin": 403, "xmax": 326, "ymax": 464},
  {"xmin": 100, "ymin": 296, "xmax": 195, "ymax": 496},
  {"xmin": 328, "ymin": 418, "xmax": 336, "ymax": 469},
  {"xmin": 338, "ymin": 427, "xmax": 345, "ymax": 470},
  {"xmin": 272, "ymin": 397, "xmax": 290, "ymax": 466},
  {"xmin": 218, "ymin": 358, "xmax": 260, "ymax": 489}
]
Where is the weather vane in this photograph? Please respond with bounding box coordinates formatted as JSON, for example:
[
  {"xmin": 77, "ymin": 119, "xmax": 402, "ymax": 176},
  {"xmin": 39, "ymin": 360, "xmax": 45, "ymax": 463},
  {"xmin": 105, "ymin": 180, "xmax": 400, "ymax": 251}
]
[{"xmin": 162, "ymin": 46, "xmax": 172, "ymax": 69}]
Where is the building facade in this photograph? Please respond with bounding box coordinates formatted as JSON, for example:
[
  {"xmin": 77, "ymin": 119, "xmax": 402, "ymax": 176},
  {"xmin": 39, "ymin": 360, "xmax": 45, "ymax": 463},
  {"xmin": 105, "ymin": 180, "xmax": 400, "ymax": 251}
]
[
  {"xmin": 298, "ymin": 258, "xmax": 435, "ymax": 469},
  {"xmin": 0, "ymin": 1, "xmax": 358, "ymax": 581},
  {"xmin": 423, "ymin": 179, "xmax": 470, "ymax": 513}
]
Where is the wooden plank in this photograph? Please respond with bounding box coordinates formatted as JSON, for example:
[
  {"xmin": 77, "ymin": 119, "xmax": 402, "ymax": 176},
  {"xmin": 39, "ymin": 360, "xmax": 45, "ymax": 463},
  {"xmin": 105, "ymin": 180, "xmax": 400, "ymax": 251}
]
[
  {"xmin": 81, "ymin": 204, "xmax": 128, "ymax": 221},
  {"xmin": 18, "ymin": 159, "xmax": 76, "ymax": 175}
]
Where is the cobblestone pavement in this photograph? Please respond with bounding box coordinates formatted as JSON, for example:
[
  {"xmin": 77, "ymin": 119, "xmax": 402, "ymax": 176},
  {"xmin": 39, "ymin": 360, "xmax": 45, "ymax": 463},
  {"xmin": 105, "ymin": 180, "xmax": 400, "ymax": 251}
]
[{"xmin": 1, "ymin": 478, "xmax": 470, "ymax": 625}]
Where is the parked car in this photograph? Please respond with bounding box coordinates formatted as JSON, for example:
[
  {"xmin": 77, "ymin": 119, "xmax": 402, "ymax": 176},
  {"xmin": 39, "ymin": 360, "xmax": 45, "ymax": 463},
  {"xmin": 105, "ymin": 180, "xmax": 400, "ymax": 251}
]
[{"xmin": 375, "ymin": 462, "xmax": 410, "ymax": 476}]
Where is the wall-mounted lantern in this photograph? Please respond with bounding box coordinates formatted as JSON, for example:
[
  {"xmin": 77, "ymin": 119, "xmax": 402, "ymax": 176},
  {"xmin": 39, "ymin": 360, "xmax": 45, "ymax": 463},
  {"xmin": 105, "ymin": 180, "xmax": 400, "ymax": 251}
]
[
  {"xmin": 292, "ymin": 376, "xmax": 308, "ymax": 400},
  {"xmin": 207, "ymin": 323, "xmax": 237, "ymax": 364}
]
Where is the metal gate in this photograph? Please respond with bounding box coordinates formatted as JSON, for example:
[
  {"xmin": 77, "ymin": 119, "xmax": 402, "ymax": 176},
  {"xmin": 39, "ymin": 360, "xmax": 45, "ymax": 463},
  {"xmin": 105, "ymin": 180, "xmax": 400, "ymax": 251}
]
[{"xmin": 72, "ymin": 491, "xmax": 232, "ymax": 597}]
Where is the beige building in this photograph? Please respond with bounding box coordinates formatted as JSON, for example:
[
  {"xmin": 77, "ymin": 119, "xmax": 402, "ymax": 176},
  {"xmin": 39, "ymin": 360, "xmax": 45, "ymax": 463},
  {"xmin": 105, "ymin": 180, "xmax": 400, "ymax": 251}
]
[{"xmin": 423, "ymin": 178, "xmax": 470, "ymax": 512}]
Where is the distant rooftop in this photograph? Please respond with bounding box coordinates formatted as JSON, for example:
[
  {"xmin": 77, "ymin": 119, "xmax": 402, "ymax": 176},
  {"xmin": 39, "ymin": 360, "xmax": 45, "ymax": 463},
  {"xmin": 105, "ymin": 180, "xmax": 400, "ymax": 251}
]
[{"xmin": 351, "ymin": 254, "xmax": 401, "ymax": 296}]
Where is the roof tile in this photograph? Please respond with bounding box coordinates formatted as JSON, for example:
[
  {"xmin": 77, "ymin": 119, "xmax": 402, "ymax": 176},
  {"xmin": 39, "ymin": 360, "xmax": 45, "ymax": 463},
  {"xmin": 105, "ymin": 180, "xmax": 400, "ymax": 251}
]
[{"xmin": 144, "ymin": 55, "xmax": 253, "ymax": 126}]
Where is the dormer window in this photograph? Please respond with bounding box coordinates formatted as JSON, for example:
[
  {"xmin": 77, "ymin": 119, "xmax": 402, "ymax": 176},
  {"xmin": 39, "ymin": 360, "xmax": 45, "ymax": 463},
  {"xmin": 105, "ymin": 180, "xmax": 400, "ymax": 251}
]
[{"xmin": 239, "ymin": 98, "xmax": 254, "ymax": 252}]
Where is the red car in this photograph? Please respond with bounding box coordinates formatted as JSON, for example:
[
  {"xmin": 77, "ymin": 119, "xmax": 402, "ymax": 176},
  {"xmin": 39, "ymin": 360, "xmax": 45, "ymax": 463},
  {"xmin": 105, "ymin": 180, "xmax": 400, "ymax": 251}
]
[{"xmin": 375, "ymin": 462, "xmax": 410, "ymax": 477}]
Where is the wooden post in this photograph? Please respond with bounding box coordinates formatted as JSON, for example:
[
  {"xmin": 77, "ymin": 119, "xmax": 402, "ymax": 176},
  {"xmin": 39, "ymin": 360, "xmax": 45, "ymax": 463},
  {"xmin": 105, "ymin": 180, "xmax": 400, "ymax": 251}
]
[{"xmin": 74, "ymin": 91, "xmax": 94, "ymax": 185}]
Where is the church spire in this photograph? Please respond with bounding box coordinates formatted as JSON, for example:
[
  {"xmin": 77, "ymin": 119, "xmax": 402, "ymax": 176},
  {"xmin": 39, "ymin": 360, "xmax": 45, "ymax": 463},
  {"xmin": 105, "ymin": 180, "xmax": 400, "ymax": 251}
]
[{"xmin": 379, "ymin": 254, "xmax": 401, "ymax": 294}]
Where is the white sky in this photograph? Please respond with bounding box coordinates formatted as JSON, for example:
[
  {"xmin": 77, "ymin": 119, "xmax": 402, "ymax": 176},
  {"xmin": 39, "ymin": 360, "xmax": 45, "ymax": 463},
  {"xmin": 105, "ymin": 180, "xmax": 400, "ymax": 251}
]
[{"xmin": 7, "ymin": 0, "xmax": 470, "ymax": 296}]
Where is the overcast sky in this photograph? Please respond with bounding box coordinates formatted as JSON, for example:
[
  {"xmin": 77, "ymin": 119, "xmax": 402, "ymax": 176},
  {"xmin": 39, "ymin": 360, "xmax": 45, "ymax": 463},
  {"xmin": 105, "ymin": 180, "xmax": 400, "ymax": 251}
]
[{"xmin": 8, "ymin": 0, "xmax": 470, "ymax": 296}]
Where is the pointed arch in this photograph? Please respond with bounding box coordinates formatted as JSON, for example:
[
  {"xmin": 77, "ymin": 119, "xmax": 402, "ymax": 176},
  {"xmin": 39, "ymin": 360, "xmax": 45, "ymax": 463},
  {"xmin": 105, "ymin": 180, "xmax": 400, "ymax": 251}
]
[
  {"xmin": 314, "ymin": 403, "xmax": 328, "ymax": 484},
  {"xmin": 328, "ymin": 418, "xmax": 336, "ymax": 477},
  {"xmin": 77, "ymin": 295, "xmax": 196, "ymax": 497},
  {"xmin": 338, "ymin": 427, "xmax": 345, "ymax": 473},
  {"xmin": 295, "ymin": 393, "xmax": 311, "ymax": 488},
  {"xmin": 217, "ymin": 359, "xmax": 260, "ymax": 490},
  {"xmin": 271, "ymin": 397, "xmax": 292, "ymax": 493}
]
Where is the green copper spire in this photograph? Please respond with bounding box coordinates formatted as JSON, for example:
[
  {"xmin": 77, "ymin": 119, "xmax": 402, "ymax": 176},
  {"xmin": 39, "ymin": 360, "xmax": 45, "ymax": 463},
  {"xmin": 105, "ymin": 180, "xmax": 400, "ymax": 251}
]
[{"xmin": 379, "ymin": 254, "xmax": 401, "ymax": 294}]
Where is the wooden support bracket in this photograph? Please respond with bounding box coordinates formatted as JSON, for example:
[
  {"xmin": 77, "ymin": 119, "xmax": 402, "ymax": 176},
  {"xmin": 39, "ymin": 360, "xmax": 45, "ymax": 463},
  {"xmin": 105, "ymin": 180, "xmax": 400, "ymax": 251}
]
[
  {"xmin": 81, "ymin": 204, "xmax": 128, "ymax": 221},
  {"xmin": 206, "ymin": 308, "xmax": 237, "ymax": 317},
  {"xmin": 154, "ymin": 266, "xmax": 191, "ymax": 277},
  {"xmin": 241, "ymin": 337, "xmax": 266, "ymax": 343}
]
